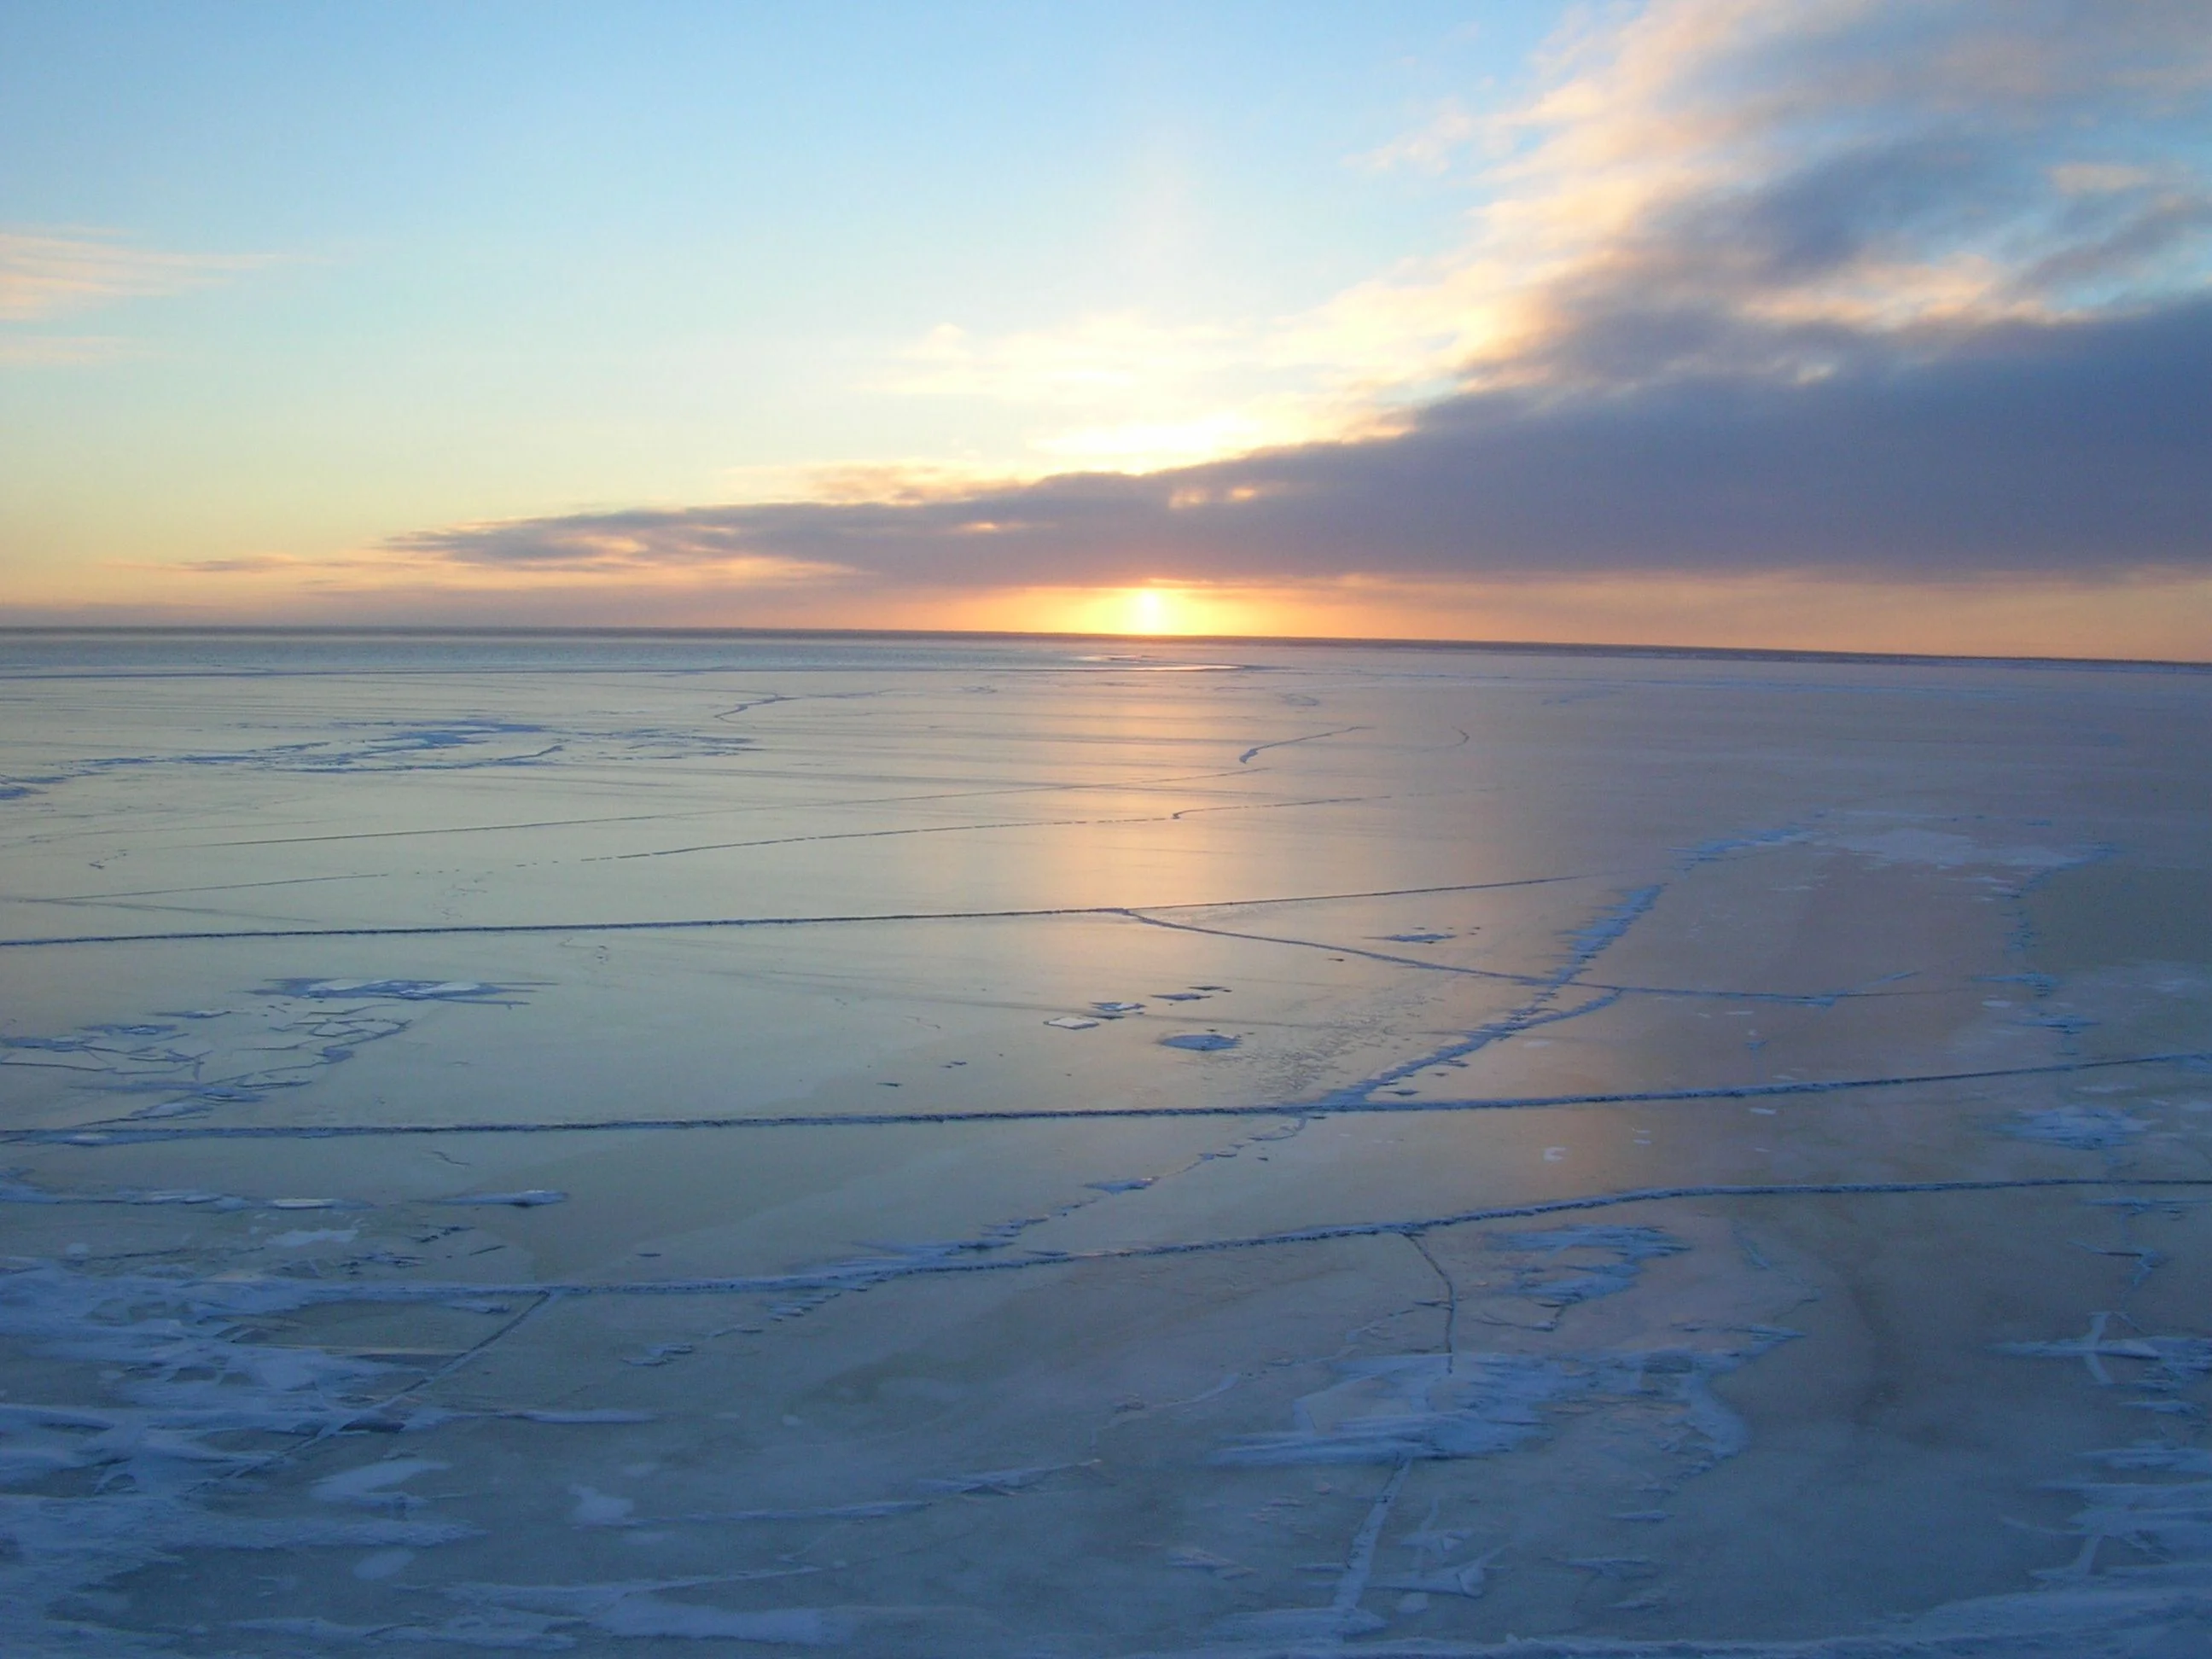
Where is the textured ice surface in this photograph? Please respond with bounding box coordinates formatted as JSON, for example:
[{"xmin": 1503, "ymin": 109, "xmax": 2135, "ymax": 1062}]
[
  {"xmin": 2001, "ymin": 1106, "xmax": 2150, "ymax": 1150},
  {"xmin": 1208, "ymin": 1341, "xmax": 1772, "ymax": 1467},
  {"xmin": 1, "ymin": 632, "xmax": 2210, "ymax": 1654}
]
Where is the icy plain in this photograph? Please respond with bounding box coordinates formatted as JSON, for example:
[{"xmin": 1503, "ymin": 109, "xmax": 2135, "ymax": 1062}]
[{"xmin": 1, "ymin": 629, "xmax": 2209, "ymax": 1656}]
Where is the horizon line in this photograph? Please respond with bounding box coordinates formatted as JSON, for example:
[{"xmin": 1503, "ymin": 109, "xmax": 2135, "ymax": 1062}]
[{"xmin": 1, "ymin": 623, "xmax": 2208, "ymax": 674}]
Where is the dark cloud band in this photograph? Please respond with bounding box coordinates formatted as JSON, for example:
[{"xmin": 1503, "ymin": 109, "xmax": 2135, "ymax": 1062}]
[{"xmin": 398, "ymin": 300, "xmax": 2212, "ymax": 588}]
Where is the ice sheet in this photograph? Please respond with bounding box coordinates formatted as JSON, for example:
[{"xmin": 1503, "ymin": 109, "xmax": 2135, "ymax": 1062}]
[{"xmin": 1, "ymin": 632, "xmax": 2209, "ymax": 1654}]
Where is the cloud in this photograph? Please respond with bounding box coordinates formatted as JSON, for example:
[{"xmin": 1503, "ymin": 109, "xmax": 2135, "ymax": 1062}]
[
  {"xmin": 392, "ymin": 296, "xmax": 2212, "ymax": 587},
  {"xmin": 873, "ymin": 314, "xmax": 1382, "ymax": 471},
  {"xmin": 1354, "ymin": 99, "xmax": 1487, "ymax": 175},
  {"xmin": 149, "ymin": 537, "xmax": 847, "ymax": 602},
  {"xmin": 1308, "ymin": 0, "xmax": 2212, "ymax": 396},
  {"xmin": 853, "ymin": 0, "xmax": 2209, "ymax": 479},
  {"xmin": 355, "ymin": 2, "xmax": 2212, "ymax": 602},
  {"xmin": 379, "ymin": 517, "xmax": 844, "ymax": 582},
  {"xmin": 170, "ymin": 556, "xmax": 316, "ymax": 574},
  {"xmin": 0, "ymin": 228, "xmax": 272, "ymax": 323}
]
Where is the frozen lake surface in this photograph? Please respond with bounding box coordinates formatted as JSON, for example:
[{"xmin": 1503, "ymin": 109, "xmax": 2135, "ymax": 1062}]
[{"xmin": 2, "ymin": 629, "xmax": 2209, "ymax": 1656}]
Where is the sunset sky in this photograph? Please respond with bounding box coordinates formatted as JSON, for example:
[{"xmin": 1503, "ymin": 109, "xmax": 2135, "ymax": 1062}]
[{"xmin": 4, "ymin": 0, "xmax": 2209, "ymax": 656}]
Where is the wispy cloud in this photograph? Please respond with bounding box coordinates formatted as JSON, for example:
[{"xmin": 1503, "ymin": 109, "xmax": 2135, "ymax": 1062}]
[
  {"xmin": 0, "ymin": 228, "xmax": 272, "ymax": 323},
  {"xmin": 157, "ymin": 535, "xmax": 847, "ymax": 597},
  {"xmin": 1353, "ymin": 99, "xmax": 1487, "ymax": 175},
  {"xmin": 379, "ymin": 515, "xmax": 846, "ymax": 582},
  {"xmin": 0, "ymin": 333, "xmax": 131, "ymax": 367}
]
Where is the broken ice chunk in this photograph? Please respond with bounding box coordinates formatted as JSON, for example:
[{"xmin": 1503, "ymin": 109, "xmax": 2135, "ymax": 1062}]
[
  {"xmin": 1091, "ymin": 1001, "xmax": 1146, "ymax": 1016},
  {"xmin": 311, "ymin": 1457, "xmax": 446, "ymax": 1508},
  {"xmin": 1044, "ymin": 1016, "xmax": 1100, "ymax": 1031}
]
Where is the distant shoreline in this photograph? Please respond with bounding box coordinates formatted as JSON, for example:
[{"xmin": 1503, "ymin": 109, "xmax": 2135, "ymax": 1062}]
[{"xmin": 0, "ymin": 623, "xmax": 2206, "ymax": 674}]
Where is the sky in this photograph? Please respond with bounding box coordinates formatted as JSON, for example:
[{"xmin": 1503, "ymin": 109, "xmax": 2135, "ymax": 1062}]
[{"xmin": 3, "ymin": 0, "xmax": 2209, "ymax": 658}]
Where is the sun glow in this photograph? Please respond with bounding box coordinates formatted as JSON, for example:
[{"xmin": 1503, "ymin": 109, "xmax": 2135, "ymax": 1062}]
[
  {"xmin": 963, "ymin": 583, "xmax": 1268, "ymax": 636},
  {"xmin": 1125, "ymin": 586, "xmax": 1173, "ymax": 633}
]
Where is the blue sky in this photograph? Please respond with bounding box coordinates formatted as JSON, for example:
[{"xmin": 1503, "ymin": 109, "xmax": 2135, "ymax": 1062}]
[
  {"xmin": 4, "ymin": 2, "xmax": 2209, "ymax": 656},
  {"xmin": 2, "ymin": 3, "xmax": 1560, "ymax": 551}
]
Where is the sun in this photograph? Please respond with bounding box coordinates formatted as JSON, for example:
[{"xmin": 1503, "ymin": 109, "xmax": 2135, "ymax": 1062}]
[
  {"xmin": 1115, "ymin": 588, "xmax": 1185, "ymax": 632},
  {"xmin": 1029, "ymin": 582, "xmax": 1261, "ymax": 637}
]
